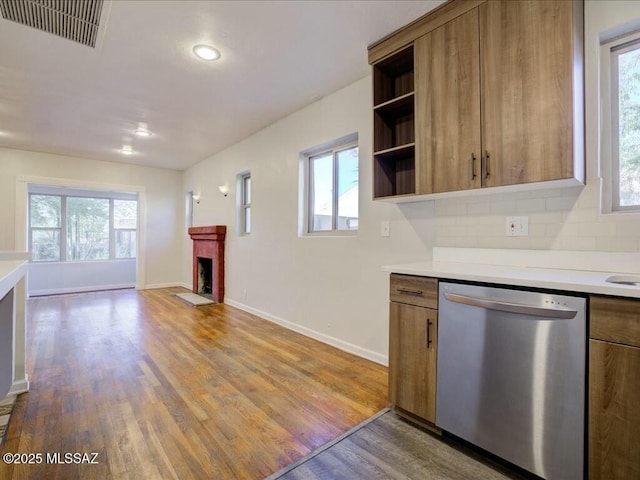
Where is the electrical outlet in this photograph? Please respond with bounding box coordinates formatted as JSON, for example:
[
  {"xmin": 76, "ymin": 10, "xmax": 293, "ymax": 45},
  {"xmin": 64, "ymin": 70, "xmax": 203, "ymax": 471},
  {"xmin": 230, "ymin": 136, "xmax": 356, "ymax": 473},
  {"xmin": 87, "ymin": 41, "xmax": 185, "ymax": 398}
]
[
  {"xmin": 505, "ymin": 216, "xmax": 529, "ymax": 236},
  {"xmin": 242, "ymin": 289, "xmax": 247, "ymax": 300},
  {"xmin": 381, "ymin": 221, "xmax": 390, "ymax": 237}
]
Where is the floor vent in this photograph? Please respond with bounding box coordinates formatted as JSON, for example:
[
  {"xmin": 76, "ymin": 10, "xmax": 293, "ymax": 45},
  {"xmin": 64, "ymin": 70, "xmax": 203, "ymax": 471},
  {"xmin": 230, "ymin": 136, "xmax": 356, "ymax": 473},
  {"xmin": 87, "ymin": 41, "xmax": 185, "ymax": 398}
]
[{"xmin": 0, "ymin": 0, "xmax": 104, "ymax": 48}]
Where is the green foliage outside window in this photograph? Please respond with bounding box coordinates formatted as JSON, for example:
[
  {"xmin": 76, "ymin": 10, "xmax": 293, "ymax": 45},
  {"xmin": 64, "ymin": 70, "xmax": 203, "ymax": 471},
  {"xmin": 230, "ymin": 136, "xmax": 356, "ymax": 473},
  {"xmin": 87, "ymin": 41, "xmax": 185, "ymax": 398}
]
[
  {"xmin": 29, "ymin": 193, "xmax": 137, "ymax": 262},
  {"xmin": 618, "ymin": 46, "xmax": 640, "ymax": 207}
]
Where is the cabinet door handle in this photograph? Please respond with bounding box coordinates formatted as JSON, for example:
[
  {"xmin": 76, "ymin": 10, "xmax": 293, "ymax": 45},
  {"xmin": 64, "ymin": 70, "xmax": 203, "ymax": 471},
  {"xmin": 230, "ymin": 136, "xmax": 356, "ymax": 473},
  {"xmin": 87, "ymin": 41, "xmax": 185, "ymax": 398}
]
[
  {"xmin": 471, "ymin": 152, "xmax": 477, "ymax": 180},
  {"xmin": 483, "ymin": 150, "xmax": 490, "ymax": 179},
  {"xmin": 426, "ymin": 319, "xmax": 433, "ymax": 347},
  {"xmin": 397, "ymin": 288, "xmax": 423, "ymax": 296}
]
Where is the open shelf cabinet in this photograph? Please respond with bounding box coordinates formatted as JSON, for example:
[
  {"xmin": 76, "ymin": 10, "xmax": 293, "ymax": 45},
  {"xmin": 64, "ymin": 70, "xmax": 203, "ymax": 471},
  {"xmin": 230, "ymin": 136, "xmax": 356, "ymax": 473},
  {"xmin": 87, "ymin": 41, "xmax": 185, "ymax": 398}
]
[{"xmin": 372, "ymin": 45, "xmax": 416, "ymax": 199}]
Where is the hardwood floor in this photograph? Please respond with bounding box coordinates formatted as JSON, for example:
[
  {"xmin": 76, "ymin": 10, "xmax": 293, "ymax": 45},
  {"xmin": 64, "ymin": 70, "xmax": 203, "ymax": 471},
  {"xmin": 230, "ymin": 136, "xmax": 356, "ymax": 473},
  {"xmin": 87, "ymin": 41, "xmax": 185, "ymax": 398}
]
[{"xmin": 0, "ymin": 288, "xmax": 388, "ymax": 480}]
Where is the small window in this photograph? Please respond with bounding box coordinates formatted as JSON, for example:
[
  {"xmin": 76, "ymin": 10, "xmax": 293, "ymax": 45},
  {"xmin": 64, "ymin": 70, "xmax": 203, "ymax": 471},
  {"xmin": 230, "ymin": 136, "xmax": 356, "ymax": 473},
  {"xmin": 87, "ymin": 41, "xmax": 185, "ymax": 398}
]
[
  {"xmin": 185, "ymin": 191, "xmax": 195, "ymax": 229},
  {"xmin": 113, "ymin": 200, "xmax": 137, "ymax": 258},
  {"xmin": 30, "ymin": 194, "xmax": 62, "ymax": 261},
  {"xmin": 238, "ymin": 172, "xmax": 251, "ymax": 235},
  {"xmin": 607, "ymin": 36, "xmax": 640, "ymax": 211},
  {"xmin": 307, "ymin": 144, "xmax": 359, "ymax": 233}
]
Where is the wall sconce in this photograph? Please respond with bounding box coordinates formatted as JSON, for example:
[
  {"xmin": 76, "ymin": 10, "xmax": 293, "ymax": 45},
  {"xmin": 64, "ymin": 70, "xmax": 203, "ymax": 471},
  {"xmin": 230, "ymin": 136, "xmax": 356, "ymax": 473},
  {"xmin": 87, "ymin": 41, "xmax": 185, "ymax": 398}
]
[
  {"xmin": 218, "ymin": 185, "xmax": 229, "ymax": 197},
  {"xmin": 192, "ymin": 192, "xmax": 201, "ymax": 204}
]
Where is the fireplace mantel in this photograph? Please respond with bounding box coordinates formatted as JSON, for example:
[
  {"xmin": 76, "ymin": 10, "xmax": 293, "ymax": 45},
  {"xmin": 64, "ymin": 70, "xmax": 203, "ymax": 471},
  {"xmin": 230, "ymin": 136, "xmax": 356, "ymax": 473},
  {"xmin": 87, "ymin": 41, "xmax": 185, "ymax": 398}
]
[{"xmin": 188, "ymin": 225, "xmax": 226, "ymax": 303}]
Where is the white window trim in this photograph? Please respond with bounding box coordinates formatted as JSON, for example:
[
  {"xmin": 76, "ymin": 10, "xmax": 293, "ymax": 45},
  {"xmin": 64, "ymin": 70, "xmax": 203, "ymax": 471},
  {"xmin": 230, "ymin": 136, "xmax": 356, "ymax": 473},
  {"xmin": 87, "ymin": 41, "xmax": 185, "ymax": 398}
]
[
  {"xmin": 298, "ymin": 133, "xmax": 359, "ymax": 237},
  {"xmin": 600, "ymin": 31, "xmax": 640, "ymax": 213},
  {"xmin": 236, "ymin": 171, "xmax": 251, "ymax": 236}
]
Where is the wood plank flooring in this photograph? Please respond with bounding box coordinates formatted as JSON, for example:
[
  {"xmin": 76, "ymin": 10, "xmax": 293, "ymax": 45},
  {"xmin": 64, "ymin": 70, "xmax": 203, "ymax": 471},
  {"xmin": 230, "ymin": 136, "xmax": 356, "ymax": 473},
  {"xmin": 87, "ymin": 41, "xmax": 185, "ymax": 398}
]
[
  {"xmin": 269, "ymin": 410, "xmax": 523, "ymax": 480},
  {"xmin": 0, "ymin": 288, "xmax": 388, "ymax": 480}
]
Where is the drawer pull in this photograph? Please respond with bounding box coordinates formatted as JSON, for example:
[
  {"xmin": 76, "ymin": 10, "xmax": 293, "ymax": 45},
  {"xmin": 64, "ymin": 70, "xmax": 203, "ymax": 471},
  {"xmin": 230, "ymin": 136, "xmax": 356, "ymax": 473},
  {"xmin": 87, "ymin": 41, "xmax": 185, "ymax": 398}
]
[{"xmin": 397, "ymin": 288, "xmax": 423, "ymax": 296}]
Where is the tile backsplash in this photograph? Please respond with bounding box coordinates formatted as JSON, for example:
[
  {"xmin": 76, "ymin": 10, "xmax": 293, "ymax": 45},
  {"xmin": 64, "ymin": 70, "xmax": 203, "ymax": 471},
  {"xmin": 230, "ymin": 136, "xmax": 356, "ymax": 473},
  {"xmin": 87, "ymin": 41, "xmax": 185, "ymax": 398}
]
[{"xmin": 434, "ymin": 183, "xmax": 640, "ymax": 252}]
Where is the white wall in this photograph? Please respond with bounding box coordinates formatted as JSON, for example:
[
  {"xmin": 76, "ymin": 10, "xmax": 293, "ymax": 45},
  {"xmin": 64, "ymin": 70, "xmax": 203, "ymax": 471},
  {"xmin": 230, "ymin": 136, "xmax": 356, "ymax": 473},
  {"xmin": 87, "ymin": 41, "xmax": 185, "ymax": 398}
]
[
  {"xmin": 183, "ymin": 1, "xmax": 640, "ymax": 366},
  {"xmin": 28, "ymin": 260, "xmax": 136, "ymax": 296},
  {"xmin": 0, "ymin": 148, "xmax": 184, "ymax": 289},
  {"xmin": 184, "ymin": 77, "xmax": 435, "ymax": 365}
]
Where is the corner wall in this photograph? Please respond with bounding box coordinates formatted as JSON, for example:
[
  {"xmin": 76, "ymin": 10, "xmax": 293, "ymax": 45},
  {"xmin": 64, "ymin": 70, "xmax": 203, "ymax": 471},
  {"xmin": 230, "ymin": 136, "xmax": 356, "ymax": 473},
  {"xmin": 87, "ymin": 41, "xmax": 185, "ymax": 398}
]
[{"xmin": 0, "ymin": 148, "xmax": 184, "ymax": 289}]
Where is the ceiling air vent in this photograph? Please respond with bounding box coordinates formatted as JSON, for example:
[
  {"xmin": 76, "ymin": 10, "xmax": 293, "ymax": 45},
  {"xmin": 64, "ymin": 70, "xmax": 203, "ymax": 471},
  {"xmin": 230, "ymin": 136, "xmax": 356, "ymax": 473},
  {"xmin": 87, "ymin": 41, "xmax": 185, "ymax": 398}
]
[{"xmin": 0, "ymin": 0, "xmax": 104, "ymax": 48}]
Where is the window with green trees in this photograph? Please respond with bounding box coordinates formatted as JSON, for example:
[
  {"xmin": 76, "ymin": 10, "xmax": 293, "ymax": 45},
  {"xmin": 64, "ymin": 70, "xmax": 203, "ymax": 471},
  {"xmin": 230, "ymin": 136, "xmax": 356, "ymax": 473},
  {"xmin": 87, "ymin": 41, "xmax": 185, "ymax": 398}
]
[
  {"xmin": 612, "ymin": 38, "xmax": 640, "ymax": 210},
  {"xmin": 29, "ymin": 193, "xmax": 137, "ymax": 262}
]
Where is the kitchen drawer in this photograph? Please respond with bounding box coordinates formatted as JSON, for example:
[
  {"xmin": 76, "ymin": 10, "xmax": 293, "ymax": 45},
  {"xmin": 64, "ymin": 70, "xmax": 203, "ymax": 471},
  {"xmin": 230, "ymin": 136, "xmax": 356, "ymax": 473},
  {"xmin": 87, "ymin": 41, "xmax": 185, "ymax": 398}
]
[
  {"xmin": 390, "ymin": 274, "xmax": 437, "ymax": 309},
  {"xmin": 590, "ymin": 295, "xmax": 640, "ymax": 348}
]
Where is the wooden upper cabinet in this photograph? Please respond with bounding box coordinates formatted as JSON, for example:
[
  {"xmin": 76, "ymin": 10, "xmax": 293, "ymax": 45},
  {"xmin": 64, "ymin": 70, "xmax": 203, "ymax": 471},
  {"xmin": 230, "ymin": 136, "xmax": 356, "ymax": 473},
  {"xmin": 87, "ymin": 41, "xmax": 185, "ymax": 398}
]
[
  {"xmin": 415, "ymin": 8, "xmax": 481, "ymax": 194},
  {"xmin": 369, "ymin": 0, "xmax": 584, "ymax": 200},
  {"xmin": 479, "ymin": 0, "xmax": 577, "ymax": 187}
]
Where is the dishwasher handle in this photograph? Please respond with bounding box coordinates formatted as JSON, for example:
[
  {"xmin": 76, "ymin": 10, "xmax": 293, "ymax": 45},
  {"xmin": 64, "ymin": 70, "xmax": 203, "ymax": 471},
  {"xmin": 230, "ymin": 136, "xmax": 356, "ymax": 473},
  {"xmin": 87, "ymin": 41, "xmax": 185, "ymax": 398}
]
[{"xmin": 443, "ymin": 292, "xmax": 578, "ymax": 319}]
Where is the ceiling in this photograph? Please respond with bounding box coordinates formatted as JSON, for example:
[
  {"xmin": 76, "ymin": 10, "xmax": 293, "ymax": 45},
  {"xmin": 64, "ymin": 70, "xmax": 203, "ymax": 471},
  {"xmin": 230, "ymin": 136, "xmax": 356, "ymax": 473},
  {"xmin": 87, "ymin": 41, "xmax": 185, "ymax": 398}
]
[{"xmin": 0, "ymin": 0, "xmax": 443, "ymax": 171}]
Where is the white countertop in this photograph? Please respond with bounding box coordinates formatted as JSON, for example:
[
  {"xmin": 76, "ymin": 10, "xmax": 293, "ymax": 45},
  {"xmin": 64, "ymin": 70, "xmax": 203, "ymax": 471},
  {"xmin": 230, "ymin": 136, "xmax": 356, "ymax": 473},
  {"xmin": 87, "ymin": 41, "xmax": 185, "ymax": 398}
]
[
  {"xmin": 382, "ymin": 248, "xmax": 640, "ymax": 299},
  {"xmin": 0, "ymin": 253, "xmax": 30, "ymax": 300}
]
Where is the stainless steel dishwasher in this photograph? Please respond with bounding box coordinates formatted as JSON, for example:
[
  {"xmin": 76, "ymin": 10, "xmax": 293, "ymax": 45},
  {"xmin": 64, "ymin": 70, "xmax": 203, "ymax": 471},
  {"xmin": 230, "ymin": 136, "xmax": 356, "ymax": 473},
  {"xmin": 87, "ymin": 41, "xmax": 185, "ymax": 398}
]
[{"xmin": 436, "ymin": 282, "xmax": 586, "ymax": 480}]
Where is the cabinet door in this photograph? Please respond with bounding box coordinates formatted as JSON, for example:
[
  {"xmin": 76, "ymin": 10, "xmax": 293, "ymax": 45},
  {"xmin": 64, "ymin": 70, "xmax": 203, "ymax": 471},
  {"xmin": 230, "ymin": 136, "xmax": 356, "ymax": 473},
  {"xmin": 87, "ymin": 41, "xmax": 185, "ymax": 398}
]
[
  {"xmin": 415, "ymin": 8, "xmax": 481, "ymax": 194},
  {"xmin": 479, "ymin": 0, "xmax": 575, "ymax": 187},
  {"xmin": 388, "ymin": 302, "xmax": 437, "ymax": 422},
  {"xmin": 589, "ymin": 339, "xmax": 640, "ymax": 480}
]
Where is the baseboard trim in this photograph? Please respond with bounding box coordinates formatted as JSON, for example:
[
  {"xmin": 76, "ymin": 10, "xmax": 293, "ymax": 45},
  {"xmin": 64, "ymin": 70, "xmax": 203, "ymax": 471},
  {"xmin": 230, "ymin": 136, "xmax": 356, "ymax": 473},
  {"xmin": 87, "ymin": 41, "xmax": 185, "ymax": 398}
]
[
  {"xmin": 140, "ymin": 282, "xmax": 185, "ymax": 290},
  {"xmin": 225, "ymin": 299, "xmax": 388, "ymax": 366},
  {"xmin": 9, "ymin": 376, "xmax": 29, "ymax": 395},
  {"xmin": 29, "ymin": 283, "xmax": 135, "ymax": 297}
]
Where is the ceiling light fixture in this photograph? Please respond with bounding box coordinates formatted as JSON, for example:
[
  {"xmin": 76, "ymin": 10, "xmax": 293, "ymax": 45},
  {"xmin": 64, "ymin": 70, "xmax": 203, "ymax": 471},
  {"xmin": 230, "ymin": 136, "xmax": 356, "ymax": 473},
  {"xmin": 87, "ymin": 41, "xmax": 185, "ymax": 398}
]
[
  {"xmin": 193, "ymin": 44, "xmax": 221, "ymax": 61},
  {"xmin": 121, "ymin": 145, "xmax": 133, "ymax": 155},
  {"xmin": 134, "ymin": 122, "xmax": 152, "ymax": 137}
]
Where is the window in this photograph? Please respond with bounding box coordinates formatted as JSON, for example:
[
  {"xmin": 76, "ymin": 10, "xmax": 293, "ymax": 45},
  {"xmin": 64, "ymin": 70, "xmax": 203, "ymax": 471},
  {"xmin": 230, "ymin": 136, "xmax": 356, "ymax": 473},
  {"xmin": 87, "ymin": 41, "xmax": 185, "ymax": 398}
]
[
  {"xmin": 606, "ymin": 35, "xmax": 640, "ymax": 211},
  {"xmin": 113, "ymin": 200, "xmax": 137, "ymax": 258},
  {"xmin": 238, "ymin": 172, "xmax": 251, "ymax": 235},
  {"xmin": 308, "ymin": 143, "xmax": 359, "ymax": 233},
  {"xmin": 29, "ymin": 190, "xmax": 137, "ymax": 262},
  {"xmin": 185, "ymin": 191, "xmax": 195, "ymax": 229},
  {"xmin": 30, "ymin": 194, "xmax": 62, "ymax": 261},
  {"xmin": 67, "ymin": 197, "xmax": 109, "ymax": 260}
]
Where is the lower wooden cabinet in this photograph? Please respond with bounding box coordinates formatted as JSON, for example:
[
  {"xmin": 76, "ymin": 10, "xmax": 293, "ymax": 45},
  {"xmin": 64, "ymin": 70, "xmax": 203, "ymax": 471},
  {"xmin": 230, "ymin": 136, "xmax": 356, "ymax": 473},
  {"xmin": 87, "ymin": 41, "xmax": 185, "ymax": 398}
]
[
  {"xmin": 589, "ymin": 295, "xmax": 640, "ymax": 480},
  {"xmin": 589, "ymin": 340, "xmax": 640, "ymax": 480},
  {"xmin": 388, "ymin": 301, "xmax": 437, "ymax": 423}
]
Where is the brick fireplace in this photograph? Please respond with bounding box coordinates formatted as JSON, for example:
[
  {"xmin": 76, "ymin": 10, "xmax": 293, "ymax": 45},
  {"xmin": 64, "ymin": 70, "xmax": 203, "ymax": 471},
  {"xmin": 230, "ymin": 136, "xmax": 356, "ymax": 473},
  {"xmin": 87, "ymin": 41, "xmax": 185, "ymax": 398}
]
[{"xmin": 187, "ymin": 225, "xmax": 226, "ymax": 303}]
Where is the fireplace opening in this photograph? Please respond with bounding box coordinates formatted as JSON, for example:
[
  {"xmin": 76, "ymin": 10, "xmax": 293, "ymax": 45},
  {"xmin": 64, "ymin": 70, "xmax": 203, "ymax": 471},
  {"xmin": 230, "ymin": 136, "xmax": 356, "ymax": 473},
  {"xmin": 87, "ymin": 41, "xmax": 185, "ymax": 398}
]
[{"xmin": 197, "ymin": 257, "xmax": 213, "ymax": 297}]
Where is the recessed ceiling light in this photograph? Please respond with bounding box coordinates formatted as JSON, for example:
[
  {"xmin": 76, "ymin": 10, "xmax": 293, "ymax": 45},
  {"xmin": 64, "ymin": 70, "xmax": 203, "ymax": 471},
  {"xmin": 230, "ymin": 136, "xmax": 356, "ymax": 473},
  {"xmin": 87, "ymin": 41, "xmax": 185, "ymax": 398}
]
[
  {"xmin": 134, "ymin": 122, "xmax": 152, "ymax": 137},
  {"xmin": 193, "ymin": 44, "xmax": 221, "ymax": 61},
  {"xmin": 121, "ymin": 145, "xmax": 133, "ymax": 155}
]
